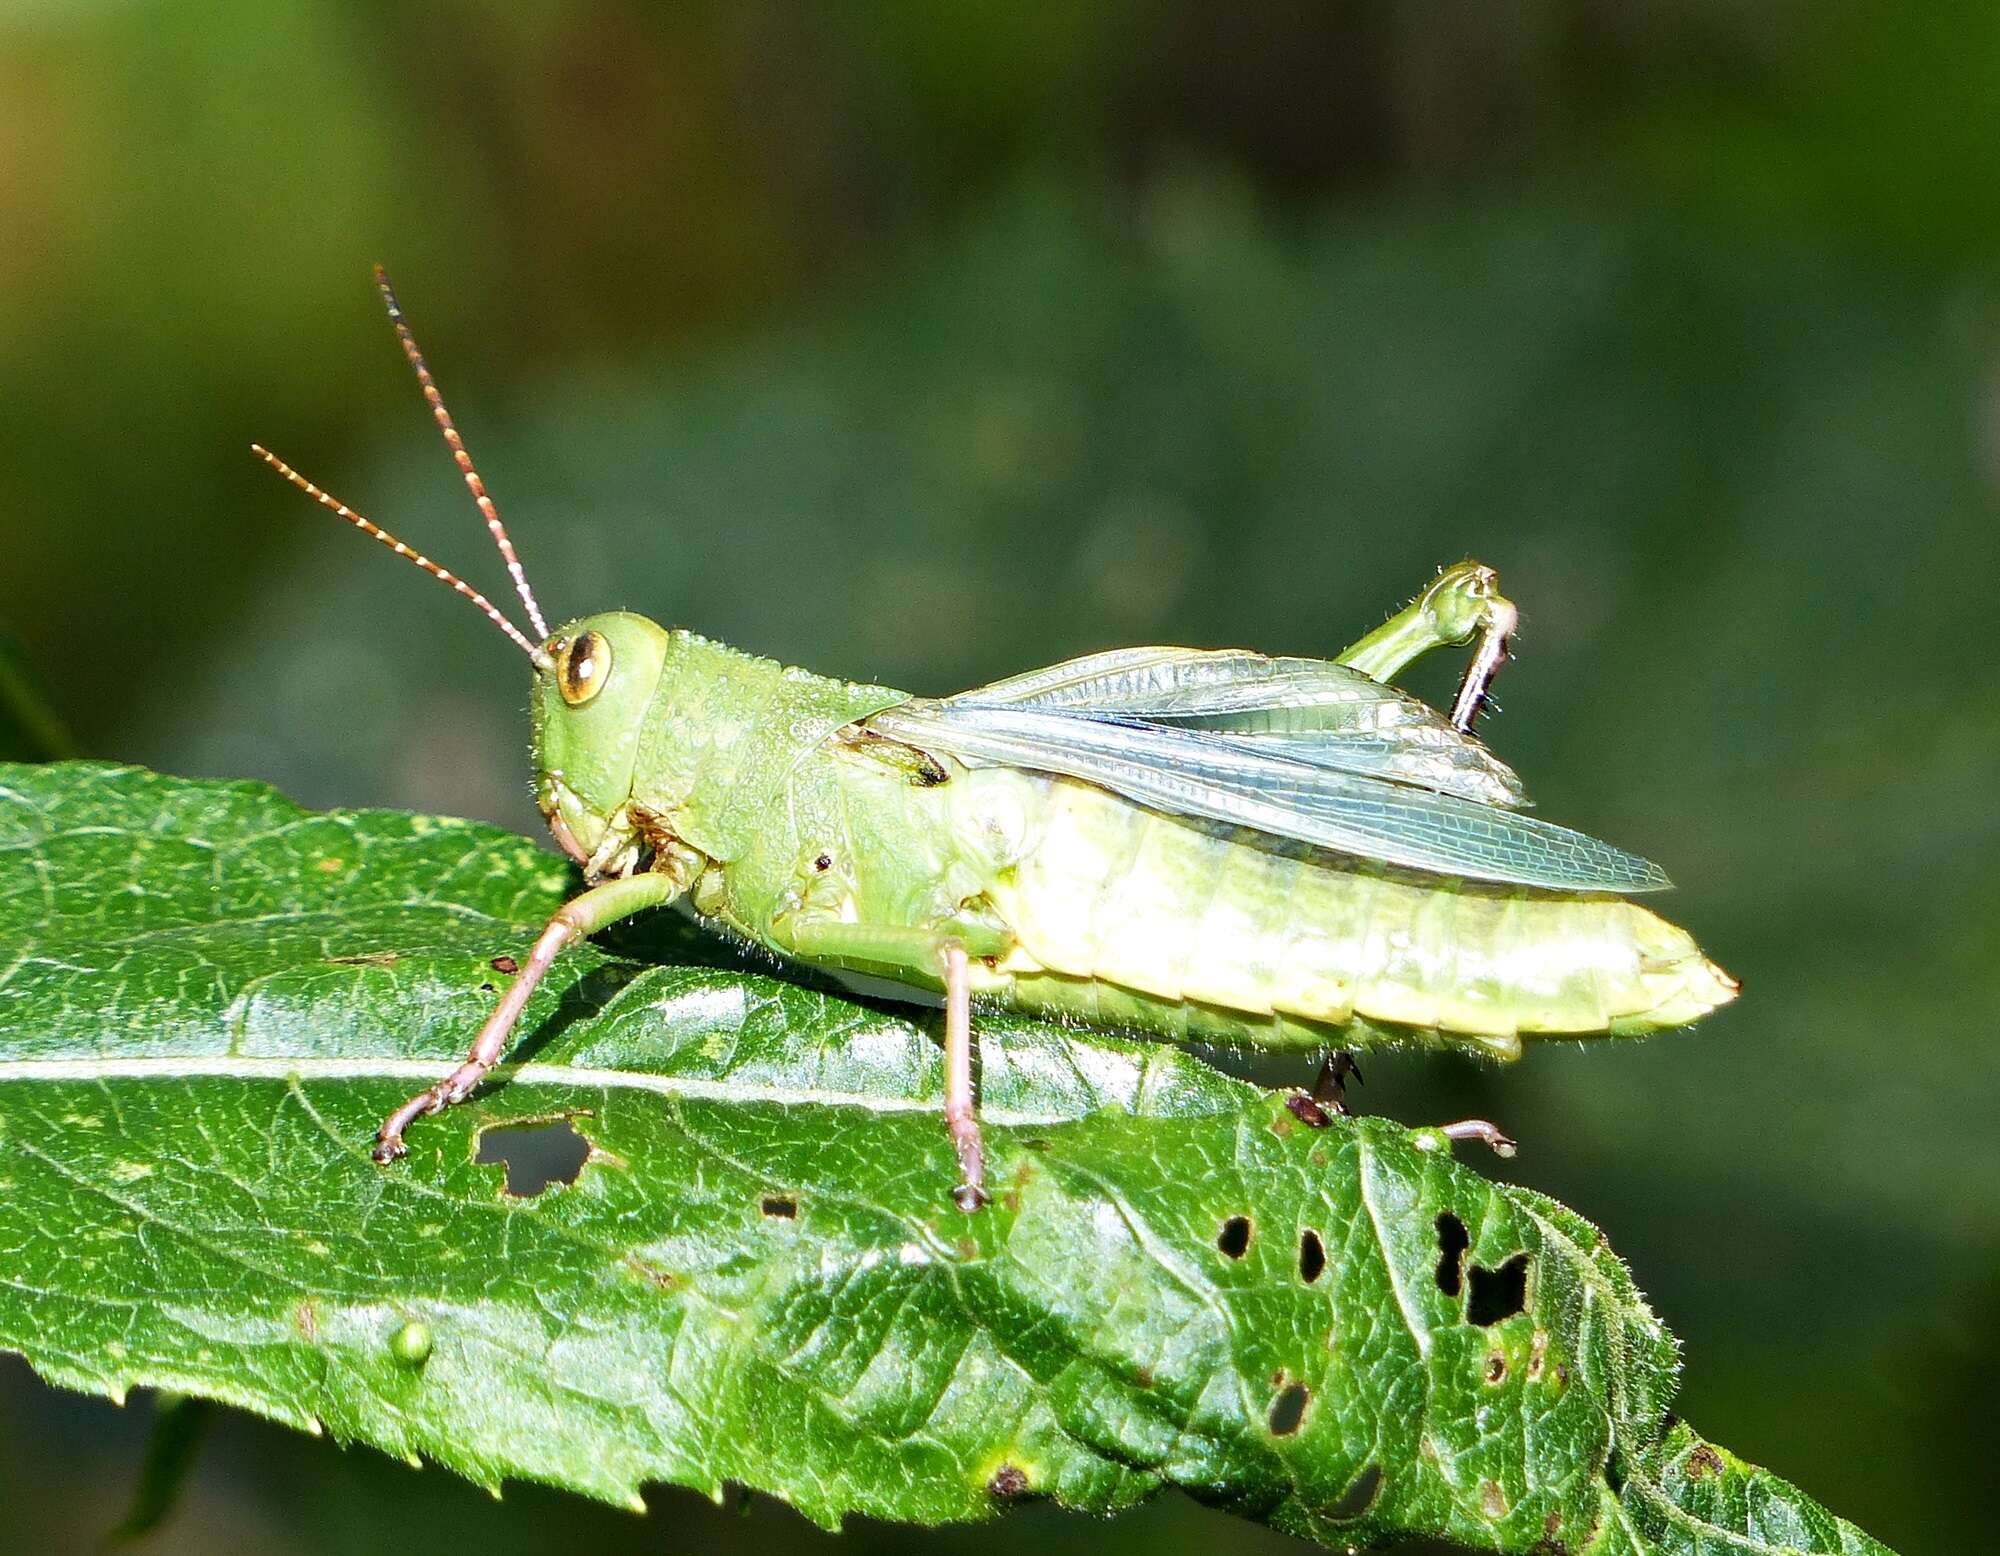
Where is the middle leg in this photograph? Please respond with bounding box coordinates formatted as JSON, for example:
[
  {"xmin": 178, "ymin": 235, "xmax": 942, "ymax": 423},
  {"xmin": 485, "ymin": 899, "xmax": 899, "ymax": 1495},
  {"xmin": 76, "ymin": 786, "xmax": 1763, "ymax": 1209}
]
[{"xmin": 775, "ymin": 913, "xmax": 1007, "ymax": 1211}]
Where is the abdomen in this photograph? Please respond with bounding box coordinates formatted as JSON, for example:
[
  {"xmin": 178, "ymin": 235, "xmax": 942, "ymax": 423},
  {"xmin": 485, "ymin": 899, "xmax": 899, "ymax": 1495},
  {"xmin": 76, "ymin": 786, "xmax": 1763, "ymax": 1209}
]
[{"xmin": 976, "ymin": 775, "xmax": 1737, "ymax": 1059}]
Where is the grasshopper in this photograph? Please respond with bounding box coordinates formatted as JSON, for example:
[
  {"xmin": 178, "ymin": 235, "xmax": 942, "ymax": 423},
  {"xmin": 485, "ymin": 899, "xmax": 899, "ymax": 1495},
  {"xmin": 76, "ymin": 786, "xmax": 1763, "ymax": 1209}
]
[{"xmin": 256, "ymin": 272, "xmax": 1737, "ymax": 1211}]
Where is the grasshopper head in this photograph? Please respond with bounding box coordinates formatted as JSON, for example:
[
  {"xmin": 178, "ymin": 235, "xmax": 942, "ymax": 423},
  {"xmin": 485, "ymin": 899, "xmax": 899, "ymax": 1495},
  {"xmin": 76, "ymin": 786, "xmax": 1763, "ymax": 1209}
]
[
  {"xmin": 253, "ymin": 278, "xmax": 676, "ymax": 872},
  {"xmin": 531, "ymin": 611, "xmax": 670, "ymax": 867}
]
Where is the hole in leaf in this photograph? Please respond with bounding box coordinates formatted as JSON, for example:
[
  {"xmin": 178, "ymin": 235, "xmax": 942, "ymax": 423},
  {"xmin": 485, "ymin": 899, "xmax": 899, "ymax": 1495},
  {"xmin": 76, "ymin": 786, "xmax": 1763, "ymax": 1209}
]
[
  {"xmin": 1217, "ymin": 1216, "xmax": 1252, "ymax": 1258},
  {"xmin": 475, "ymin": 1119, "xmax": 590, "ymax": 1197},
  {"xmin": 1267, "ymin": 1382, "xmax": 1310, "ymax": 1436},
  {"xmin": 1483, "ymin": 1351, "xmax": 1507, "ymax": 1385},
  {"xmin": 1298, "ymin": 1228, "xmax": 1326, "ymax": 1283},
  {"xmin": 1467, "ymin": 1252, "xmax": 1531, "ymax": 1325},
  {"xmin": 1331, "ymin": 1463, "xmax": 1382, "ymax": 1517},
  {"xmin": 760, "ymin": 1195, "xmax": 798, "ymax": 1219},
  {"xmin": 1434, "ymin": 1212, "xmax": 1469, "ymax": 1296}
]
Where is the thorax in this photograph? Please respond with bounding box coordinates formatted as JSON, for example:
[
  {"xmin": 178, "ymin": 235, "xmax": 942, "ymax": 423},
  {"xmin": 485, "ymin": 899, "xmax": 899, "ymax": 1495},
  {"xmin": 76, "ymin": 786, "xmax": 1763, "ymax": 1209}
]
[{"xmin": 700, "ymin": 742, "xmax": 1046, "ymax": 947}]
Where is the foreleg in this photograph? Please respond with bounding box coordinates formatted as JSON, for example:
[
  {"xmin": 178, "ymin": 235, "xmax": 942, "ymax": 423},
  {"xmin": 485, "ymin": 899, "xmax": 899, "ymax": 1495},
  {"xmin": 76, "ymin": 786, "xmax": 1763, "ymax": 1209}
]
[
  {"xmin": 373, "ymin": 869, "xmax": 685, "ymax": 1162},
  {"xmin": 1336, "ymin": 560, "xmax": 1519, "ymax": 732}
]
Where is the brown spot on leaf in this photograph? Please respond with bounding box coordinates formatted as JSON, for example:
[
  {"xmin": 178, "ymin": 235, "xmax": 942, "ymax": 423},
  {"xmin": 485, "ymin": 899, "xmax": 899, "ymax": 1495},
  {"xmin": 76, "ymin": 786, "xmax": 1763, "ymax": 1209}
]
[
  {"xmin": 623, "ymin": 1255, "xmax": 678, "ymax": 1291},
  {"xmin": 1284, "ymin": 1092, "xmax": 1332, "ymax": 1128},
  {"xmin": 760, "ymin": 1195, "xmax": 797, "ymax": 1219},
  {"xmin": 987, "ymin": 1464, "xmax": 1030, "ymax": 1499},
  {"xmin": 1484, "ymin": 1351, "xmax": 1508, "ymax": 1385},
  {"xmin": 1480, "ymin": 1479, "xmax": 1508, "ymax": 1518},
  {"xmin": 490, "ymin": 954, "xmax": 519, "ymax": 974},
  {"xmin": 295, "ymin": 1299, "xmax": 319, "ymax": 1340},
  {"xmin": 1686, "ymin": 1443, "xmax": 1725, "ymax": 1480}
]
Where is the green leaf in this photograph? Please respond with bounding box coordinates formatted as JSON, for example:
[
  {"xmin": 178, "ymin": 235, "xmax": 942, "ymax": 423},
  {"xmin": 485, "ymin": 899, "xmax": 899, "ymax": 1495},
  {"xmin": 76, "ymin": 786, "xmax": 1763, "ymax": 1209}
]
[{"xmin": 0, "ymin": 762, "xmax": 1895, "ymax": 1553}]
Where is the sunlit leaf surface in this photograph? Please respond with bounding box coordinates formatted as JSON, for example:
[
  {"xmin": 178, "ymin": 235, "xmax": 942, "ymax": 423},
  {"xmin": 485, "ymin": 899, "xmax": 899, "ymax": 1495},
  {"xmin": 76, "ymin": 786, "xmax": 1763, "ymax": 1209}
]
[{"xmin": 0, "ymin": 763, "xmax": 1893, "ymax": 1552}]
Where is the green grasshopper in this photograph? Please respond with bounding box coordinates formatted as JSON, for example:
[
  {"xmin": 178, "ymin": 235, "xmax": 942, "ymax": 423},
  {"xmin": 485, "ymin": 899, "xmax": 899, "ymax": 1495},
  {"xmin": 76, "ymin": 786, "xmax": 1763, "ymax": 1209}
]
[{"xmin": 256, "ymin": 272, "xmax": 1737, "ymax": 1211}]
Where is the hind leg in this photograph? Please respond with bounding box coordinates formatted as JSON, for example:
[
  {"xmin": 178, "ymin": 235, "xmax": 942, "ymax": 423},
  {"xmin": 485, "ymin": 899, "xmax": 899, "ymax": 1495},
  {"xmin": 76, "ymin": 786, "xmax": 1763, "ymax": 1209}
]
[
  {"xmin": 1337, "ymin": 561, "xmax": 1518, "ymax": 732},
  {"xmin": 1300, "ymin": 1046, "xmax": 1516, "ymax": 1157}
]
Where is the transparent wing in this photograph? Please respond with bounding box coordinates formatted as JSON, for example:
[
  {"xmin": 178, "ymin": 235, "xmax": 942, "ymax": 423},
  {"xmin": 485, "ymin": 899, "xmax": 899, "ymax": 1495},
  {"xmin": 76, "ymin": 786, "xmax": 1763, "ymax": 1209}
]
[
  {"xmin": 954, "ymin": 645, "xmax": 1526, "ymax": 808},
  {"xmin": 868, "ymin": 701, "xmax": 1670, "ymax": 893}
]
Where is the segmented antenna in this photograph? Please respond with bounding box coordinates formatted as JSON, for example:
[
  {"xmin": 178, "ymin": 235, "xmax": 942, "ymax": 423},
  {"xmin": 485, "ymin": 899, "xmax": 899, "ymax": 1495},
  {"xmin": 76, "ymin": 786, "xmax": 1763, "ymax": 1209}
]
[
  {"xmin": 251, "ymin": 444, "xmax": 551, "ymax": 667},
  {"xmin": 373, "ymin": 266, "xmax": 550, "ymax": 641}
]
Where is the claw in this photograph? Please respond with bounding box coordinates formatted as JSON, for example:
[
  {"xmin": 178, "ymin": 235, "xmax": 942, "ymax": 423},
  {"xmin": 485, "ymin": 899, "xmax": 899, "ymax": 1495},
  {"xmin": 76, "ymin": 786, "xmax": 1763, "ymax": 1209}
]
[{"xmin": 1311, "ymin": 1050, "xmax": 1362, "ymax": 1112}]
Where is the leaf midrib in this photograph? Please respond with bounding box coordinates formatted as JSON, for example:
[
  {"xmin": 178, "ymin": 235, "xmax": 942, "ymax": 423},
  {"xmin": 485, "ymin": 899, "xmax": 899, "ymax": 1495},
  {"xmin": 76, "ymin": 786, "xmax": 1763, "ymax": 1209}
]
[{"xmin": 0, "ymin": 1054, "xmax": 1087, "ymax": 1126}]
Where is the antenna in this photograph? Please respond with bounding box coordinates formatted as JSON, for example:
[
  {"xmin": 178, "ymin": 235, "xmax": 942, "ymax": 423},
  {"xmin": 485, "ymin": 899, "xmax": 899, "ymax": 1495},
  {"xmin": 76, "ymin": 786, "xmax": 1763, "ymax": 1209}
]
[
  {"xmin": 373, "ymin": 266, "xmax": 550, "ymax": 640},
  {"xmin": 251, "ymin": 444, "xmax": 552, "ymax": 668}
]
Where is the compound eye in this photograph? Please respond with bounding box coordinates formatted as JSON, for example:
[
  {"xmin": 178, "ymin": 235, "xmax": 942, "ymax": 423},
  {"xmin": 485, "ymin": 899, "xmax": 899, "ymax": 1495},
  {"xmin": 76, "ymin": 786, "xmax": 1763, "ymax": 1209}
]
[{"xmin": 558, "ymin": 629, "xmax": 612, "ymax": 706}]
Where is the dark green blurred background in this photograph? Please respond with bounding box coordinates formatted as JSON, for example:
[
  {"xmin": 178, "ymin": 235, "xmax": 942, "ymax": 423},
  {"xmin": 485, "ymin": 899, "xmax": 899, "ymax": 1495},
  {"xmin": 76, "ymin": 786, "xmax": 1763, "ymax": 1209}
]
[{"xmin": 3, "ymin": 4, "xmax": 1995, "ymax": 1552}]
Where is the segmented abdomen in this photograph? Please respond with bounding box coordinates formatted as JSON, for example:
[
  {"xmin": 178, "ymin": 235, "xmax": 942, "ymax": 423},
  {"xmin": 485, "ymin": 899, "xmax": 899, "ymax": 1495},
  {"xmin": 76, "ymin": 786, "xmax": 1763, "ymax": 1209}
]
[{"xmin": 978, "ymin": 775, "xmax": 1736, "ymax": 1057}]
